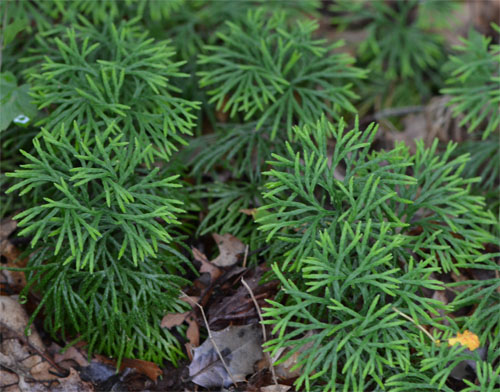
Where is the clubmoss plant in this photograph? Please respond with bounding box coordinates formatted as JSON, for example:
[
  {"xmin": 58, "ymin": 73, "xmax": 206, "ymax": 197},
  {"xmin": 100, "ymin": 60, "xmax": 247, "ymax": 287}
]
[
  {"xmin": 441, "ymin": 25, "xmax": 500, "ymax": 220},
  {"xmin": 3, "ymin": 16, "xmax": 200, "ymax": 365},
  {"xmin": 23, "ymin": 17, "xmax": 199, "ymax": 165},
  {"xmin": 332, "ymin": 0, "xmax": 454, "ymax": 107},
  {"xmin": 191, "ymin": 8, "xmax": 365, "ymax": 247},
  {"xmin": 258, "ymin": 117, "xmax": 497, "ymax": 390},
  {"xmin": 6, "ymin": 124, "xmax": 192, "ymax": 364}
]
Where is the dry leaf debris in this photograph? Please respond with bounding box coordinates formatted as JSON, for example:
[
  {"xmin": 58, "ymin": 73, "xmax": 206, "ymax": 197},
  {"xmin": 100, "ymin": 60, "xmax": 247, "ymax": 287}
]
[{"xmin": 188, "ymin": 323, "xmax": 264, "ymax": 388}]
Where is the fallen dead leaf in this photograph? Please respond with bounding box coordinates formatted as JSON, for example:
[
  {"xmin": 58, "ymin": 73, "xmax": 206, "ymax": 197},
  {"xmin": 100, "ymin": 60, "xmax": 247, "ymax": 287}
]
[
  {"xmin": 186, "ymin": 315, "xmax": 200, "ymax": 347},
  {"xmin": 192, "ymin": 247, "xmax": 222, "ymax": 282},
  {"xmin": 271, "ymin": 331, "xmax": 316, "ymax": 380},
  {"xmin": 189, "ymin": 323, "xmax": 263, "ymax": 388},
  {"xmin": 211, "ymin": 233, "xmax": 245, "ymax": 267},
  {"xmin": 94, "ymin": 355, "xmax": 162, "ymax": 382},
  {"xmin": 161, "ymin": 311, "xmax": 190, "ymax": 329},
  {"xmin": 50, "ymin": 344, "xmax": 89, "ymax": 369},
  {"xmin": 0, "ymin": 296, "xmax": 44, "ymax": 351},
  {"xmin": 0, "ymin": 220, "xmax": 27, "ymax": 292},
  {"xmin": 50, "ymin": 368, "xmax": 93, "ymax": 392},
  {"xmin": 448, "ymin": 330, "xmax": 480, "ymax": 351},
  {"xmin": 240, "ymin": 208, "xmax": 257, "ymax": 218},
  {"xmin": 261, "ymin": 385, "xmax": 292, "ymax": 392}
]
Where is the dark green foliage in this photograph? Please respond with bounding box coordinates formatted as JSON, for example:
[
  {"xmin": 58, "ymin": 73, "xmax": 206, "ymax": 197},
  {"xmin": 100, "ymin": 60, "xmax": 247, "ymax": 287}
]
[
  {"xmin": 19, "ymin": 245, "xmax": 190, "ymax": 365},
  {"xmin": 441, "ymin": 26, "xmax": 500, "ymax": 138},
  {"xmin": 1, "ymin": 0, "xmax": 498, "ymax": 386},
  {"xmin": 258, "ymin": 117, "xmax": 494, "ymax": 273},
  {"xmin": 6, "ymin": 124, "xmax": 193, "ymax": 363},
  {"xmin": 441, "ymin": 26, "xmax": 500, "ymax": 225},
  {"xmin": 7, "ymin": 125, "xmax": 184, "ymax": 270},
  {"xmin": 191, "ymin": 8, "xmax": 365, "ymax": 243},
  {"xmin": 331, "ymin": 0, "xmax": 454, "ymax": 108},
  {"xmin": 24, "ymin": 17, "xmax": 199, "ymax": 165},
  {"xmin": 332, "ymin": 0, "xmax": 448, "ymax": 81},
  {"xmin": 258, "ymin": 117, "xmax": 497, "ymax": 390},
  {"xmin": 198, "ymin": 8, "xmax": 366, "ymax": 140}
]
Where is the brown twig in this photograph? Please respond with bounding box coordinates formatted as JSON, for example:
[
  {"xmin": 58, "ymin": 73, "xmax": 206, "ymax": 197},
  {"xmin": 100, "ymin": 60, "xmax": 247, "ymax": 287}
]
[
  {"xmin": 392, "ymin": 306, "xmax": 437, "ymax": 344},
  {"xmin": 181, "ymin": 292, "xmax": 238, "ymax": 387},
  {"xmin": 242, "ymin": 245, "xmax": 249, "ymax": 268},
  {"xmin": 241, "ymin": 278, "xmax": 278, "ymax": 385}
]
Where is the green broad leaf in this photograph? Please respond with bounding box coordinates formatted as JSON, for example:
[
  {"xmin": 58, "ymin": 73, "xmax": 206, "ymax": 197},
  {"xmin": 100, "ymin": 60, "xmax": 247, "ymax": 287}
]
[{"xmin": 0, "ymin": 72, "xmax": 38, "ymax": 131}]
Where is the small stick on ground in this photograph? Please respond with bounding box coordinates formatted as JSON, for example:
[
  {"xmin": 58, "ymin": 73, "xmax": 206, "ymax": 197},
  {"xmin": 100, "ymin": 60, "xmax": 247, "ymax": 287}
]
[
  {"xmin": 392, "ymin": 306, "xmax": 437, "ymax": 344},
  {"xmin": 242, "ymin": 245, "xmax": 249, "ymax": 268},
  {"xmin": 181, "ymin": 292, "xmax": 238, "ymax": 387},
  {"xmin": 241, "ymin": 278, "xmax": 278, "ymax": 385}
]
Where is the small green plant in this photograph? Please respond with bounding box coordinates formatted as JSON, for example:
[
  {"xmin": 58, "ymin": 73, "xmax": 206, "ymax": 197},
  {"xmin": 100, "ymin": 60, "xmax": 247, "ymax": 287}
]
[
  {"xmin": 23, "ymin": 17, "xmax": 199, "ymax": 165},
  {"xmin": 3, "ymin": 15, "xmax": 199, "ymax": 365},
  {"xmin": 332, "ymin": 0, "xmax": 454, "ymax": 107},
  {"xmin": 258, "ymin": 117, "xmax": 497, "ymax": 390},
  {"xmin": 1, "ymin": 1, "xmax": 498, "ymax": 388},
  {"xmin": 191, "ymin": 8, "xmax": 365, "ymax": 244},
  {"xmin": 441, "ymin": 25, "xmax": 500, "ymax": 220},
  {"xmin": 6, "ymin": 124, "xmax": 192, "ymax": 364},
  {"xmin": 441, "ymin": 25, "xmax": 500, "ymax": 138},
  {"xmin": 198, "ymin": 8, "xmax": 365, "ymax": 140}
]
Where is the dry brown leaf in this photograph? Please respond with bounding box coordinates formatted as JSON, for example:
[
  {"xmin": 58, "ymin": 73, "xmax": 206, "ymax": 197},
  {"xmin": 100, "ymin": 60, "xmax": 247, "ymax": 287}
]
[
  {"xmin": 186, "ymin": 315, "xmax": 200, "ymax": 347},
  {"xmin": 189, "ymin": 324, "xmax": 263, "ymax": 388},
  {"xmin": 95, "ymin": 355, "xmax": 162, "ymax": 382},
  {"xmin": 0, "ymin": 220, "xmax": 27, "ymax": 291},
  {"xmin": 192, "ymin": 247, "xmax": 222, "ymax": 282},
  {"xmin": 211, "ymin": 233, "xmax": 245, "ymax": 267},
  {"xmin": 120, "ymin": 358, "xmax": 162, "ymax": 382},
  {"xmin": 272, "ymin": 331, "xmax": 316, "ymax": 380},
  {"xmin": 261, "ymin": 385, "xmax": 292, "ymax": 392},
  {"xmin": 161, "ymin": 311, "xmax": 190, "ymax": 329},
  {"xmin": 52, "ymin": 345, "xmax": 90, "ymax": 369},
  {"xmin": 0, "ymin": 296, "xmax": 44, "ymax": 351},
  {"xmin": 51, "ymin": 368, "xmax": 93, "ymax": 392},
  {"xmin": 239, "ymin": 208, "xmax": 257, "ymax": 217}
]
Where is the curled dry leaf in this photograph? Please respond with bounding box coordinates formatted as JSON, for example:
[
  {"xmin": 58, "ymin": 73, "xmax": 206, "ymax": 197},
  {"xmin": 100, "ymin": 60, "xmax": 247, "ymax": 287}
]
[
  {"xmin": 192, "ymin": 246, "xmax": 222, "ymax": 282},
  {"xmin": 0, "ymin": 220, "xmax": 27, "ymax": 291},
  {"xmin": 211, "ymin": 233, "xmax": 245, "ymax": 267},
  {"xmin": 94, "ymin": 354, "xmax": 162, "ymax": 383},
  {"xmin": 189, "ymin": 324, "xmax": 263, "ymax": 388},
  {"xmin": 186, "ymin": 315, "xmax": 200, "ymax": 347}
]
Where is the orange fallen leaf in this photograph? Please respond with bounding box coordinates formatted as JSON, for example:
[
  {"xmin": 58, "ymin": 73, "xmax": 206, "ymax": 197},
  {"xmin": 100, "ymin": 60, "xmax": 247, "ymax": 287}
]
[
  {"xmin": 95, "ymin": 355, "xmax": 162, "ymax": 382},
  {"xmin": 448, "ymin": 330, "xmax": 480, "ymax": 351}
]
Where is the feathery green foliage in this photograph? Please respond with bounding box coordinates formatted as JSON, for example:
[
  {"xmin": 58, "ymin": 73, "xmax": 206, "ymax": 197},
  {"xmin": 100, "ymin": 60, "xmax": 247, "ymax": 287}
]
[
  {"xmin": 258, "ymin": 117, "xmax": 494, "ymax": 273},
  {"xmin": 23, "ymin": 17, "xmax": 199, "ymax": 165},
  {"xmin": 1, "ymin": 0, "xmax": 498, "ymax": 386},
  {"xmin": 258, "ymin": 117, "xmax": 496, "ymax": 390},
  {"xmin": 191, "ymin": 8, "xmax": 364, "ymax": 242},
  {"xmin": 6, "ymin": 123, "xmax": 193, "ymax": 364},
  {"xmin": 332, "ymin": 0, "xmax": 448, "ymax": 81},
  {"xmin": 7, "ymin": 124, "xmax": 184, "ymax": 271},
  {"xmin": 198, "ymin": 8, "xmax": 366, "ymax": 140},
  {"xmin": 441, "ymin": 25, "xmax": 500, "ymax": 138},
  {"xmin": 441, "ymin": 26, "xmax": 500, "ymax": 223}
]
